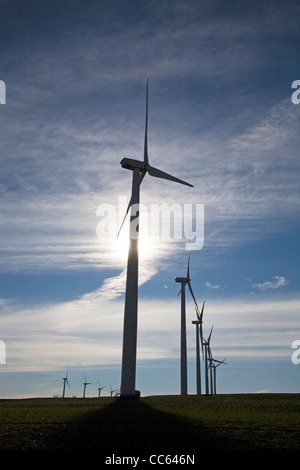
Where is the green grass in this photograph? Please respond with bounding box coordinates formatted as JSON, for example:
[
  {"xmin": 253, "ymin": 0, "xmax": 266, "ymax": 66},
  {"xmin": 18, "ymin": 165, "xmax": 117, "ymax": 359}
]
[{"xmin": 0, "ymin": 394, "xmax": 299, "ymax": 451}]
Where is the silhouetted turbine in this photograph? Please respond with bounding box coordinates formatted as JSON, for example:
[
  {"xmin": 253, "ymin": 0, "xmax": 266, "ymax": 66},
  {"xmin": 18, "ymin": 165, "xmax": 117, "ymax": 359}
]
[
  {"xmin": 62, "ymin": 366, "xmax": 69, "ymax": 398},
  {"xmin": 203, "ymin": 326, "xmax": 213, "ymax": 395},
  {"xmin": 175, "ymin": 252, "xmax": 200, "ymax": 395},
  {"xmin": 209, "ymin": 358, "xmax": 227, "ymax": 394},
  {"xmin": 119, "ymin": 80, "xmax": 193, "ymax": 397},
  {"xmin": 98, "ymin": 382, "xmax": 105, "ymax": 397},
  {"xmin": 192, "ymin": 301, "xmax": 205, "ymax": 395},
  {"xmin": 83, "ymin": 374, "xmax": 91, "ymax": 398}
]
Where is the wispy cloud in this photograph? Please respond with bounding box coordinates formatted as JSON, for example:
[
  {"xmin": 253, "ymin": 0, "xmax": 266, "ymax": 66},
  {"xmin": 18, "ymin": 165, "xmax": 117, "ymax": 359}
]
[
  {"xmin": 252, "ymin": 276, "xmax": 288, "ymax": 291},
  {"xmin": 205, "ymin": 282, "xmax": 221, "ymax": 291},
  {"xmin": 1, "ymin": 294, "xmax": 299, "ymax": 375}
]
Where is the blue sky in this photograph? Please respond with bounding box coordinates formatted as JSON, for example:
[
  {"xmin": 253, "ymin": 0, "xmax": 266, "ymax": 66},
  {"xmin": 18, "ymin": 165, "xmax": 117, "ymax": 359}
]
[{"xmin": 0, "ymin": 0, "xmax": 299, "ymax": 397}]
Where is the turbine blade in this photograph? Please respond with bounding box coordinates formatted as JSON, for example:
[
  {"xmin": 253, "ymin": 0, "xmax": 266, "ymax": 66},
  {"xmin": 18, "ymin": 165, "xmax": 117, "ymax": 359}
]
[
  {"xmin": 199, "ymin": 323, "xmax": 204, "ymax": 357},
  {"xmin": 200, "ymin": 301, "xmax": 205, "ymax": 321},
  {"xmin": 144, "ymin": 79, "xmax": 149, "ymax": 166},
  {"xmin": 177, "ymin": 286, "xmax": 183, "ymax": 297},
  {"xmin": 117, "ymin": 171, "xmax": 146, "ymax": 238},
  {"xmin": 146, "ymin": 164, "xmax": 193, "ymax": 187},
  {"xmin": 188, "ymin": 281, "xmax": 200, "ymax": 315},
  {"xmin": 117, "ymin": 196, "xmax": 132, "ymax": 238},
  {"xmin": 194, "ymin": 306, "xmax": 200, "ymax": 322},
  {"xmin": 208, "ymin": 325, "xmax": 214, "ymax": 344}
]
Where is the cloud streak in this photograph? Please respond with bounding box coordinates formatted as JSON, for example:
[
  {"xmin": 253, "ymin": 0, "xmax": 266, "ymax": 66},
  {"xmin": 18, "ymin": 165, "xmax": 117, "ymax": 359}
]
[
  {"xmin": 252, "ymin": 276, "xmax": 288, "ymax": 291},
  {"xmin": 1, "ymin": 291, "xmax": 299, "ymax": 376}
]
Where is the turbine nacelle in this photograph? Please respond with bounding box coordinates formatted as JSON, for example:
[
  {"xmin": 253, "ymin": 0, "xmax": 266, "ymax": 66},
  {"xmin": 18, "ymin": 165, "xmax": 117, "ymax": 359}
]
[
  {"xmin": 121, "ymin": 157, "xmax": 146, "ymax": 172},
  {"xmin": 175, "ymin": 276, "xmax": 189, "ymax": 284}
]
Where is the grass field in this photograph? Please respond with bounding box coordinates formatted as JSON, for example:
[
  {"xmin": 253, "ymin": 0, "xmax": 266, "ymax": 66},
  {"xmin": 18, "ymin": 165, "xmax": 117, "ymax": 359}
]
[{"xmin": 0, "ymin": 394, "xmax": 299, "ymax": 452}]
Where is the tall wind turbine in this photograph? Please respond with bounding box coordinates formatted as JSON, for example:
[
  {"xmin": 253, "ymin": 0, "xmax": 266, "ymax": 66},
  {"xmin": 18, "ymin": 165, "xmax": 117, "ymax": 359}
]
[
  {"xmin": 82, "ymin": 374, "xmax": 91, "ymax": 398},
  {"xmin": 175, "ymin": 251, "xmax": 200, "ymax": 395},
  {"xmin": 62, "ymin": 366, "xmax": 69, "ymax": 398},
  {"xmin": 98, "ymin": 382, "xmax": 105, "ymax": 397},
  {"xmin": 119, "ymin": 80, "xmax": 193, "ymax": 397},
  {"xmin": 192, "ymin": 301, "xmax": 205, "ymax": 395}
]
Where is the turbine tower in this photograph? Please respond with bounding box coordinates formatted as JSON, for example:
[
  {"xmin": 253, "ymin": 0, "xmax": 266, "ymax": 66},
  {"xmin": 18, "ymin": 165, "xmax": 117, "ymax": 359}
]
[
  {"xmin": 62, "ymin": 366, "xmax": 69, "ymax": 398},
  {"xmin": 119, "ymin": 80, "xmax": 193, "ymax": 397},
  {"xmin": 82, "ymin": 374, "xmax": 91, "ymax": 398},
  {"xmin": 175, "ymin": 251, "xmax": 200, "ymax": 395},
  {"xmin": 192, "ymin": 301, "xmax": 205, "ymax": 395}
]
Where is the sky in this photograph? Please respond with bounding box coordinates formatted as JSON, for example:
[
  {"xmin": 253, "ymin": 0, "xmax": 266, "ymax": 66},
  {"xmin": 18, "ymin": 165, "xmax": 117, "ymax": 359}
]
[{"xmin": 0, "ymin": 0, "xmax": 299, "ymax": 398}]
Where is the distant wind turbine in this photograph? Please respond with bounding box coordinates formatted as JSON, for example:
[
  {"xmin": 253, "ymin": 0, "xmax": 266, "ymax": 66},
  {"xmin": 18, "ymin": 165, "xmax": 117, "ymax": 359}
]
[
  {"xmin": 98, "ymin": 382, "xmax": 105, "ymax": 397},
  {"xmin": 203, "ymin": 326, "xmax": 213, "ymax": 395},
  {"xmin": 62, "ymin": 366, "xmax": 69, "ymax": 398},
  {"xmin": 175, "ymin": 251, "xmax": 200, "ymax": 395},
  {"xmin": 109, "ymin": 384, "xmax": 118, "ymax": 397},
  {"xmin": 82, "ymin": 374, "xmax": 91, "ymax": 398},
  {"xmin": 209, "ymin": 358, "xmax": 227, "ymax": 394},
  {"xmin": 119, "ymin": 79, "xmax": 193, "ymax": 397},
  {"xmin": 206, "ymin": 333, "xmax": 226, "ymax": 395},
  {"xmin": 192, "ymin": 301, "xmax": 205, "ymax": 395}
]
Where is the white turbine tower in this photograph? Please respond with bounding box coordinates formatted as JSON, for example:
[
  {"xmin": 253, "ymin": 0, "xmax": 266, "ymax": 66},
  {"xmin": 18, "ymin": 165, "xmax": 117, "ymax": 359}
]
[
  {"xmin": 62, "ymin": 366, "xmax": 69, "ymax": 398},
  {"xmin": 175, "ymin": 252, "xmax": 200, "ymax": 395},
  {"xmin": 119, "ymin": 80, "xmax": 193, "ymax": 397},
  {"xmin": 82, "ymin": 374, "xmax": 91, "ymax": 398},
  {"xmin": 192, "ymin": 300, "xmax": 205, "ymax": 395}
]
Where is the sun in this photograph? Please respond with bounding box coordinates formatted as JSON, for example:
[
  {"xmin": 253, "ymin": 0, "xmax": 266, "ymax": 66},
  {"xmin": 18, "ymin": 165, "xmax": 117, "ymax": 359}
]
[{"xmin": 116, "ymin": 229, "xmax": 155, "ymax": 262}]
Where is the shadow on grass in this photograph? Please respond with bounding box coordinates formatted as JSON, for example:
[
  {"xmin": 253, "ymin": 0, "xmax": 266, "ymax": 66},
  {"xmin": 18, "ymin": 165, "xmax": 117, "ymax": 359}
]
[{"xmin": 46, "ymin": 397, "xmax": 234, "ymax": 452}]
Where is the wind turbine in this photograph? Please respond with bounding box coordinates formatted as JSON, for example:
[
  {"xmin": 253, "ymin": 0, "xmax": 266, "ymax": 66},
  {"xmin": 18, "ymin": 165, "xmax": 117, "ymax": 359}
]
[
  {"xmin": 98, "ymin": 382, "xmax": 105, "ymax": 397},
  {"xmin": 62, "ymin": 366, "xmax": 69, "ymax": 398},
  {"xmin": 210, "ymin": 358, "xmax": 227, "ymax": 394},
  {"xmin": 175, "ymin": 251, "xmax": 200, "ymax": 395},
  {"xmin": 203, "ymin": 326, "xmax": 213, "ymax": 395},
  {"xmin": 192, "ymin": 300, "xmax": 205, "ymax": 395},
  {"xmin": 82, "ymin": 374, "xmax": 91, "ymax": 398},
  {"xmin": 119, "ymin": 80, "xmax": 193, "ymax": 397},
  {"xmin": 109, "ymin": 384, "xmax": 118, "ymax": 397}
]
